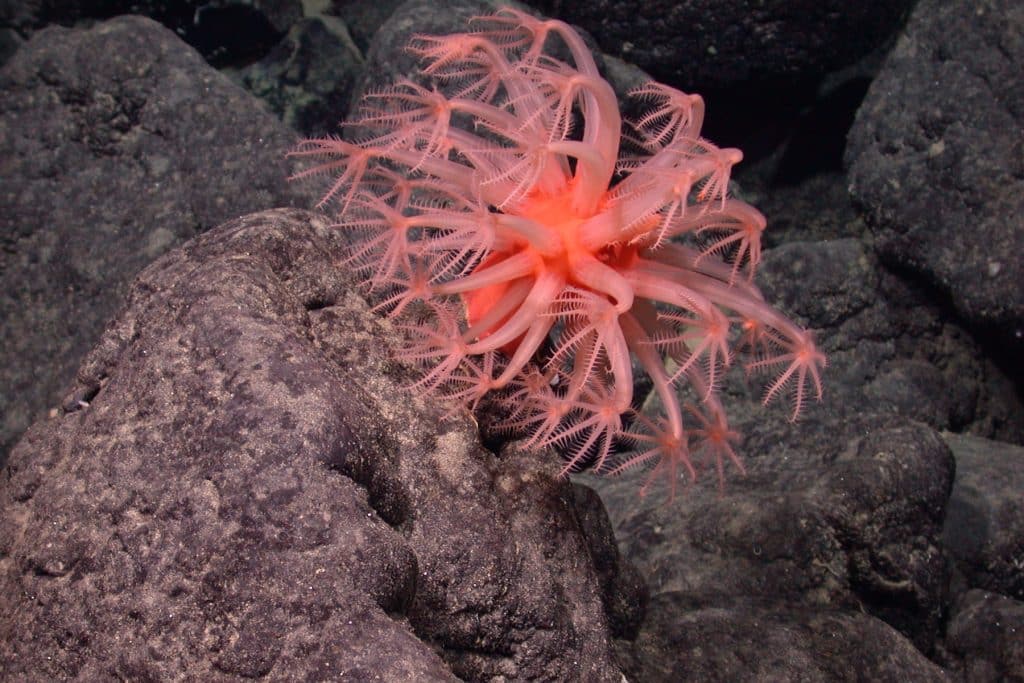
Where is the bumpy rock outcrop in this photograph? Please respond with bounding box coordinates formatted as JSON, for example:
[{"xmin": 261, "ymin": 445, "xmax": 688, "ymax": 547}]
[
  {"xmin": 0, "ymin": 16, "xmax": 314, "ymax": 464},
  {"xmin": 0, "ymin": 209, "xmax": 638, "ymax": 681},
  {"xmin": 847, "ymin": 0, "xmax": 1024, "ymax": 350}
]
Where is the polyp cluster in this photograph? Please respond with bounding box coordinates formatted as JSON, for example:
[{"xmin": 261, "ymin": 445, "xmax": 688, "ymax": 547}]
[{"xmin": 292, "ymin": 8, "xmax": 825, "ymax": 497}]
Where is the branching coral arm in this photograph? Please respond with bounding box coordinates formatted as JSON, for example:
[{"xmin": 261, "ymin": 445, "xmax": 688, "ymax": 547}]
[
  {"xmin": 433, "ymin": 251, "xmax": 539, "ymax": 296},
  {"xmin": 620, "ymin": 306, "xmax": 684, "ymax": 442},
  {"xmin": 468, "ymin": 270, "xmax": 563, "ymax": 357}
]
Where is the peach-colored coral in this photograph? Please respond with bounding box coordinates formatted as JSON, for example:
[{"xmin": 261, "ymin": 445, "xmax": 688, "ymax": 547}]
[{"xmin": 291, "ymin": 7, "xmax": 825, "ymax": 497}]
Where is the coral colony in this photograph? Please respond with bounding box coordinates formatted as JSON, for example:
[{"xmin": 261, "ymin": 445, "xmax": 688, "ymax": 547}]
[{"xmin": 292, "ymin": 8, "xmax": 825, "ymax": 497}]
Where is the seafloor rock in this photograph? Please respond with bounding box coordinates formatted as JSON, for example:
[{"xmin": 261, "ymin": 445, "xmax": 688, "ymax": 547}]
[{"xmin": 0, "ymin": 209, "xmax": 635, "ymax": 682}]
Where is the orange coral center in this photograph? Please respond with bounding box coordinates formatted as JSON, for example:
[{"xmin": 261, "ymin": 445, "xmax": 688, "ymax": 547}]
[
  {"xmin": 518, "ymin": 188, "xmax": 590, "ymax": 267},
  {"xmin": 462, "ymin": 183, "xmax": 644, "ymax": 354}
]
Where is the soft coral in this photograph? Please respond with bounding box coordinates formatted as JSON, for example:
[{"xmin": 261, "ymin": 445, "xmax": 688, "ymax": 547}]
[{"xmin": 291, "ymin": 7, "xmax": 826, "ymax": 496}]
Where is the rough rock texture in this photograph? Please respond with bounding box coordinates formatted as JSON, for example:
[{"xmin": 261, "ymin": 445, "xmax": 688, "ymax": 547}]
[
  {"xmin": 0, "ymin": 0, "xmax": 302, "ymax": 67},
  {"xmin": 944, "ymin": 590, "xmax": 1024, "ymax": 682},
  {"xmin": 846, "ymin": 0, "xmax": 1024, "ymax": 351},
  {"xmin": 589, "ymin": 419, "xmax": 956, "ymax": 657},
  {"xmin": 525, "ymin": 0, "xmax": 913, "ymax": 92},
  {"xmin": 618, "ymin": 593, "xmax": 950, "ymax": 682},
  {"xmin": 585, "ymin": 225, "xmax": 1024, "ymax": 675},
  {"xmin": 0, "ymin": 16, "xmax": 313, "ymax": 465},
  {"xmin": 0, "ymin": 209, "xmax": 633, "ymax": 681},
  {"xmin": 234, "ymin": 15, "xmax": 364, "ymax": 137},
  {"xmin": 943, "ymin": 433, "xmax": 1024, "ymax": 601},
  {"xmin": 588, "ymin": 226, "xmax": 1021, "ymax": 676},
  {"xmin": 329, "ymin": 0, "xmax": 409, "ymax": 55},
  {"xmin": 740, "ymin": 236, "xmax": 1022, "ymax": 444}
]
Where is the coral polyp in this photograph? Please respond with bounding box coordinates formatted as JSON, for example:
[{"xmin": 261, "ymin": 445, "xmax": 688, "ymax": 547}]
[{"xmin": 292, "ymin": 8, "xmax": 825, "ymax": 496}]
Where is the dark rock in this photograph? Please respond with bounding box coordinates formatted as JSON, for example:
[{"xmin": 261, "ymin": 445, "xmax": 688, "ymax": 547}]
[
  {"xmin": 234, "ymin": 15, "xmax": 364, "ymax": 137},
  {"xmin": 748, "ymin": 237, "xmax": 1023, "ymax": 443},
  {"xmin": 942, "ymin": 433, "xmax": 1024, "ymax": 601},
  {"xmin": 595, "ymin": 221, "xmax": 1024, "ymax": 670},
  {"xmin": 618, "ymin": 592, "xmax": 951, "ymax": 682},
  {"xmin": 525, "ymin": 0, "xmax": 913, "ymax": 93},
  {"xmin": 570, "ymin": 483, "xmax": 648, "ymax": 640},
  {"xmin": 1, "ymin": 0, "xmax": 303, "ymax": 68},
  {"xmin": 0, "ymin": 26, "xmax": 20, "ymax": 66},
  {"xmin": 0, "ymin": 16, "xmax": 313, "ymax": 466},
  {"xmin": 589, "ymin": 419, "xmax": 956, "ymax": 654},
  {"xmin": 944, "ymin": 589, "xmax": 1024, "ymax": 682},
  {"xmin": 525, "ymin": 0, "xmax": 913, "ymax": 158},
  {"xmin": 328, "ymin": 0, "xmax": 408, "ymax": 55},
  {"xmin": 847, "ymin": 0, "xmax": 1024, "ymax": 354},
  {"xmin": 0, "ymin": 209, "xmax": 628, "ymax": 681}
]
